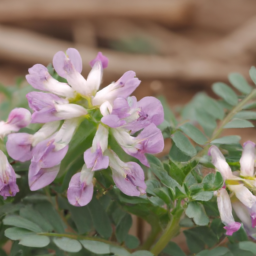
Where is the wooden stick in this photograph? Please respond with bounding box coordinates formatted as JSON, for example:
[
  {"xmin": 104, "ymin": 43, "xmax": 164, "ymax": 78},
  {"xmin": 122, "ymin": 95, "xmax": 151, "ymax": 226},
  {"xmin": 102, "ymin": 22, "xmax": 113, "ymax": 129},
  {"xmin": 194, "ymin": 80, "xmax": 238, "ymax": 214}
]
[
  {"xmin": 0, "ymin": 0, "xmax": 194, "ymax": 27},
  {"xmin": 0, "ymin": 25, "xmax": 248, "ymax": 82}
]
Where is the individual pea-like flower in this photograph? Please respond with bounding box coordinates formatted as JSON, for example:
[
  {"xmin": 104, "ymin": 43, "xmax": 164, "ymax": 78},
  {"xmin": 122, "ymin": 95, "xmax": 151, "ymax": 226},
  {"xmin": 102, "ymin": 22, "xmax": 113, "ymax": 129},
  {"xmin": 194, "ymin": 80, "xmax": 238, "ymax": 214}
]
[
  {"xmin": 67, "ymin": 164, "xmax": 94, "ymax": 206},
  {"xmin": 83, "ymin": 124, "xmax": 109, "ymax": 171},
  {"xmin": 92, "ymin": 71, "xmax": 141, "ymax": 106},
  {"xmin": 27, "ymin": 92, "xmax": 87, "ymax": 123},
  {"xmin": 112, "ymin": 123, "xmax": 164, "ymax": 167},
  {"xmin": 7, "ymin": 121, "xmax": 61, "ymax": 162},
  {"xmin": 29, "ymin": 119, "xmax": 80, "ymax": 190},
  {"xmin": 101, "ymin": 96, "xmax": 164, "ymax": 134},
  {"xmin": 0, "ymin": 150, "xmax": 19, "ymax": 199},
  {"xmin": 0, "ymin": 108, "xmax": 31, "ymax": 139},
  {"xmin": 240, "ymin": 141, "xmax": 256, "ymax": 177},
  {"xmin": 216, "ymin": 188, "xmax": 241, "ymax": 236},
  {"xmin": 106, "ymin": 149, "xmax": 146, "ymax": 197},
  {"xmin": 208, "ymin": 142, "xmax": 256, "ymax": 235},
  {"xmin": 53, "ymin": 49, "xmax": 107, "ymax": 97},
  {"xmin": 26, "ymin": 64, "xmax": 75, "ymax": 99}
]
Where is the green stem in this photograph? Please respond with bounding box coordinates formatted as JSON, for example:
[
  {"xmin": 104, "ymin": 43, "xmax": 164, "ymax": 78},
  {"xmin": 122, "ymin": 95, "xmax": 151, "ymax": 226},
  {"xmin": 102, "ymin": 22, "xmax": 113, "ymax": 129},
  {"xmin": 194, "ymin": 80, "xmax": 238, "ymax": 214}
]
[
  {"xmin": 150, "ymin": 209, "xmax": 183, "ymax": 256},
  {"xmin": 140, "ymin": 224, "xmax": 162, "ymax": 250},
  {"xmin": 191, "ymin": 89, "xmax": 256, "ymax": 162}
]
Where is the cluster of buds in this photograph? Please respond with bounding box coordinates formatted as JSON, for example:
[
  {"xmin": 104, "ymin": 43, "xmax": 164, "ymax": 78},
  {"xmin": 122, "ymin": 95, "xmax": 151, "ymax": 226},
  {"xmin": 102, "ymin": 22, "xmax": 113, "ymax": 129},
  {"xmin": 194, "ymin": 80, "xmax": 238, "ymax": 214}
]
[
  {"xmin": 209, "ymin": 142, "xmax": 256, "ymax": 236},
  {"xmin": 2, "ymin": 48, "xmax": 164, "ymax": 207}
]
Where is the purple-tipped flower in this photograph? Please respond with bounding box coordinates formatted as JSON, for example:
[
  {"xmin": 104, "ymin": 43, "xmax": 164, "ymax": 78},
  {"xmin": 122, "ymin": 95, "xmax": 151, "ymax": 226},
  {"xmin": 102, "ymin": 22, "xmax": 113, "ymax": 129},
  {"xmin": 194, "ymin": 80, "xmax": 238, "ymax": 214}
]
[
  {"xmin": 112, "ymin": 123, "xmax": 164, "ymax": 167},
  {"xmin": 27, "ymin": 92, "xmax": 87, "ymax": 123},
  {"xmin": 106, "ymin": 149, "xmax": 146, "ymax": 196},
  {"xmin": 53, "ymin": 48, "xmax": 104, "ymax": 96},
  {"xmin": 26, "ymin": 64, "xmax": 75, "ymax": 98},
  {"xmin": 92, "ymin": 71, "xmax": 140, "ymax": 106},
  {"xmin": 67, "ymin": 165, "xmax": 94, "ymax": 206},
  {"xmin": 6, "ymin": 121, "xmax": 60, "ymax": 162},
  {"xmin": 90, "ymin": 52, "xmax": 108, "ymax": 69},
  {"xmin": 84, "ymin": 124, "xmax": 109, "ymax": 171},
  {"xmin": 0, "ymin": 150, "xmax": 19, "ymax": 199},
  {"xmin": 0, "ymin": 108, "xmax": 31, "ymax": 139},
  {"xmin": 29, "ymin": 119, "xmax": 79, "ymax": 190},
  {"xmin": 216, "ymin": 188, "xmax": 241, "ymax": 236},
  {"xmin": 240, "ymin": 141, "xmax": 256, "ymax": 177},
  {"xmin": 101, "ymin": 96, "xmax": 164, "ymax": 134},
  {"xmin": 208, "ymin": 145, "xmax": 234, "ymax": 181}
]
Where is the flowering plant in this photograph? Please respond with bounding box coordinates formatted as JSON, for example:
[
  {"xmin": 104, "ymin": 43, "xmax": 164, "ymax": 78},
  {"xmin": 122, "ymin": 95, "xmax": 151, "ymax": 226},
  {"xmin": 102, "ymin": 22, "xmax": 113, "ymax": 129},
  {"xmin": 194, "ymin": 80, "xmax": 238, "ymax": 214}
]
[{"xmin": 1, "ymin": 48, "xmax": 256, "ymax": 256}]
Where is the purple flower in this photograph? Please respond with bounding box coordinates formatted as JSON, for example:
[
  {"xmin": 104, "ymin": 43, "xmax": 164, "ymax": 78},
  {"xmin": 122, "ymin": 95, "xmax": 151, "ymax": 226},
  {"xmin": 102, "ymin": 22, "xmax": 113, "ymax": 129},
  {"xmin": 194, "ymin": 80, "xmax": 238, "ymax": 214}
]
[
  {"xmin": 90, "ymin": 52, "xmax": 108, "ymax": 69},
  {"xmin": 53, "ymin": 49, "xmax": 103, "ymax": 96},
  {"xmin": 26, "ymin": 64, "xmax": 74, "ymax": 98},
  {"xmin": 101, "ymin": 96, "xmax": 164, "ymax": 133},
  {"xmin": 92, "ymin": 71, "xmax": 140, "ymax": 106},
  {"xmin": 6, "ymin": 121, "xmax": 60, "ymax": 162},
  {"xmin": 0, "ymin": 150, "xmax": 19, "ymax": 199},
  {"xmin": 0, "ymin": 108, "xmax": 31, "ymax": 139},
  {"xmin": 106, "ymin": 149, "xmax": 146, "ymax": 196},
  {"xmin": 27, "ymin": 92, "xmax": 87, "ymax": 123},
  {"xmin": 240, "ymin": 141, "xmax": 256, "ymax": 177},
  {"xmin": 112, "ymin": 123, "xmax": 164, "ymax": 167},
  {"xmin": 216, "ymin": 188, "xmax": 241, "ymax": 236},
  {"xmin": 29, "ymin": 140, "xmax": 68, "ymax": 191},
  {"xmin": 84, "ymin": 124, "xmax": 109, "ymax": 171},
  {"xmin": 67, "ymin": 165, "xmax": 94, "ymax": 206},
  {"xmin": 208, "ymin": 145, "xmax": 234, "ymax": 181},
  {"xmin": 29, "ymin": 119, "xmax": 79, "ymax": 190}
]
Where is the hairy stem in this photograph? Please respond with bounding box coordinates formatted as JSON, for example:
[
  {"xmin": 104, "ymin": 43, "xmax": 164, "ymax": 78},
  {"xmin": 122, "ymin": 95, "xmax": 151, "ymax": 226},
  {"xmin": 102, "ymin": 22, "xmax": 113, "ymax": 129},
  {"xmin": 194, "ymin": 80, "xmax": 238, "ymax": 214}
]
[{"xmin": 150, "ymin": 209, "xmax": 183, "ymax": 256}]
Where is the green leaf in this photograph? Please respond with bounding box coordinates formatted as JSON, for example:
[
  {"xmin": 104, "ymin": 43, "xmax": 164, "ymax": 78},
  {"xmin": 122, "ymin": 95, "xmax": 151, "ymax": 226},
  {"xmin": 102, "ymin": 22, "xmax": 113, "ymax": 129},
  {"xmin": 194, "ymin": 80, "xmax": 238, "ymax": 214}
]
[
  {"xmin": 80, "ymin": 240, "xmax": 110, "ymax": 254},
  {"xmin": 5, "ymin": 227, "xmax": 33, "ymax": 240},
  {"xmin": 249, "ymin": 66, "xmax": 256, "ymax": 85},
  {"xmin": 211, "ymin": 219, "xmax": 224, "ymax": 238},
  {"xmin": 224, "ymin": 118, "xmax": 254, "ymax": 128},
  {"xmin": 154, "ymin": 187, "xmax": 171, "ymax": 205},
  {"xmin": 235, "ymin": 111, "xmax": 256, "ymax": 120},
  {"xmin": 110, "ymin": 246, "xmax": 131, "ymax": 256},
  {"xmin": 158, "ymin": 95, "xmax": 177, "ymax": 127},
  {"xmin": 185, "ymin": 202, "xmax": 209, "ymax": 226},
  {"xmin": 239, "ymin": 241, "xmax": 256, "ymax": 254},
  {"xmin": 163, "ymin": 241, "xmax": 186, "ymax": 256},
  {"xmin": 203, "ymin": 172, "xmax": 223, "ymax": 191},
  {"xmin": 169, "ymin": 142, "xmax": 191, "ymax": 162},
  {"xmin": 192, "ymin": 191, "xmax": 213, "ymax": 201},
  {"xmin": 116, "ymin": 214, "xmax": 132, "ymax": 243},
  {"xmin": 53, "ymin": 237, "xmax": 82, "ymax": 253},
  {"xmin": 19, "ymin": 235, "xmax": 50, "ymax": 248},
  {"xmin": 166, "ymin": 161, "xmax": 184, "ymax": 186},
  {"xmin": 132, "ymin": 251, "xmax": 154, "ymax": 256},
  {"xmin": 211, "ymin": 135, "xmax": 241, "ymax": 145},
  {"xmin": 19, "ymin": 205, "xmax": 53, "ymax": 232},
  {"xmin": 180, "ymin": 123, "xmax": 207, "ymax": 145},
  {"xmin": 3, "ymin": 216, "xmax": 42, "ymax": 233},
  {"xmin": 184, "ymin": 226, "xmax": 218, "ymax": 253},
  {"xmin": 172, "ymin": 131, "xmax": 196, "ymax": 157},
  {"xmin": 34, "ymin": 202, "xmax": 66, "ymax": 233},
  {"xmin": 212, "ymin": 82, "xmax": 238, "ymax": 105},
  {"xmin": 88, "ymin": 197, "xmax": 112, "ymax": 239},
  {"xmin": 125, "ymin": 235, "xmax": 140, "ymax": 249},
  {"xmin": 195, "ymin": 109, "xmax": 216, "ymax": 135},
  {"xmin": 229, "ymin": 244, "xmax": 254, "ymax": 256},
  {"xmin": 228, "ymin": 73, "xmax": 252, "ymax": 94},
  {"xmin": 196, "ymin": 247, "xmax": 232, "ymax": 256},
  {"xmin": 179, "ymin": 217, "xmax": 194, "ymax": 227}
]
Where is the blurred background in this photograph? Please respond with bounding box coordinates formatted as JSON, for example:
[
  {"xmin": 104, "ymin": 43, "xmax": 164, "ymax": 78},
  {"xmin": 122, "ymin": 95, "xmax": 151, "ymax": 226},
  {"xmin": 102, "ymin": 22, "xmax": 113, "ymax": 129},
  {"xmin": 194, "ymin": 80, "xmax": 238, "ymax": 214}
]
[{"xmin": 1, "ymin": 0, "xmax": 256, "ymax": 253}]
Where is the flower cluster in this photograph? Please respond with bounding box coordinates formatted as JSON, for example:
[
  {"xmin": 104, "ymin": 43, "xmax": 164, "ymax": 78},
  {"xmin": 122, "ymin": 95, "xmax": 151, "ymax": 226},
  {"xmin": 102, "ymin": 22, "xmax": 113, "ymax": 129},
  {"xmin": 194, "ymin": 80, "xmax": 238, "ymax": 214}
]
[
  {"xmin": 3, "ymin": 48, "xmax": 164, "ymax": 206},
  {"xmin": 209, "ymin": 142, "xmax": 256, "ymax": 236}
]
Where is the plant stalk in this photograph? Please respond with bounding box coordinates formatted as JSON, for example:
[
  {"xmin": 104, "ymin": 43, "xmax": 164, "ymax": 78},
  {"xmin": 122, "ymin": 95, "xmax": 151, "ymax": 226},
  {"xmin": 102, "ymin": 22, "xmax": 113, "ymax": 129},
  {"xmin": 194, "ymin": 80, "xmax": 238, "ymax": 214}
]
[{"xmin": 150, "ymin": 209, "xmax": 183, "ymax": 256}]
